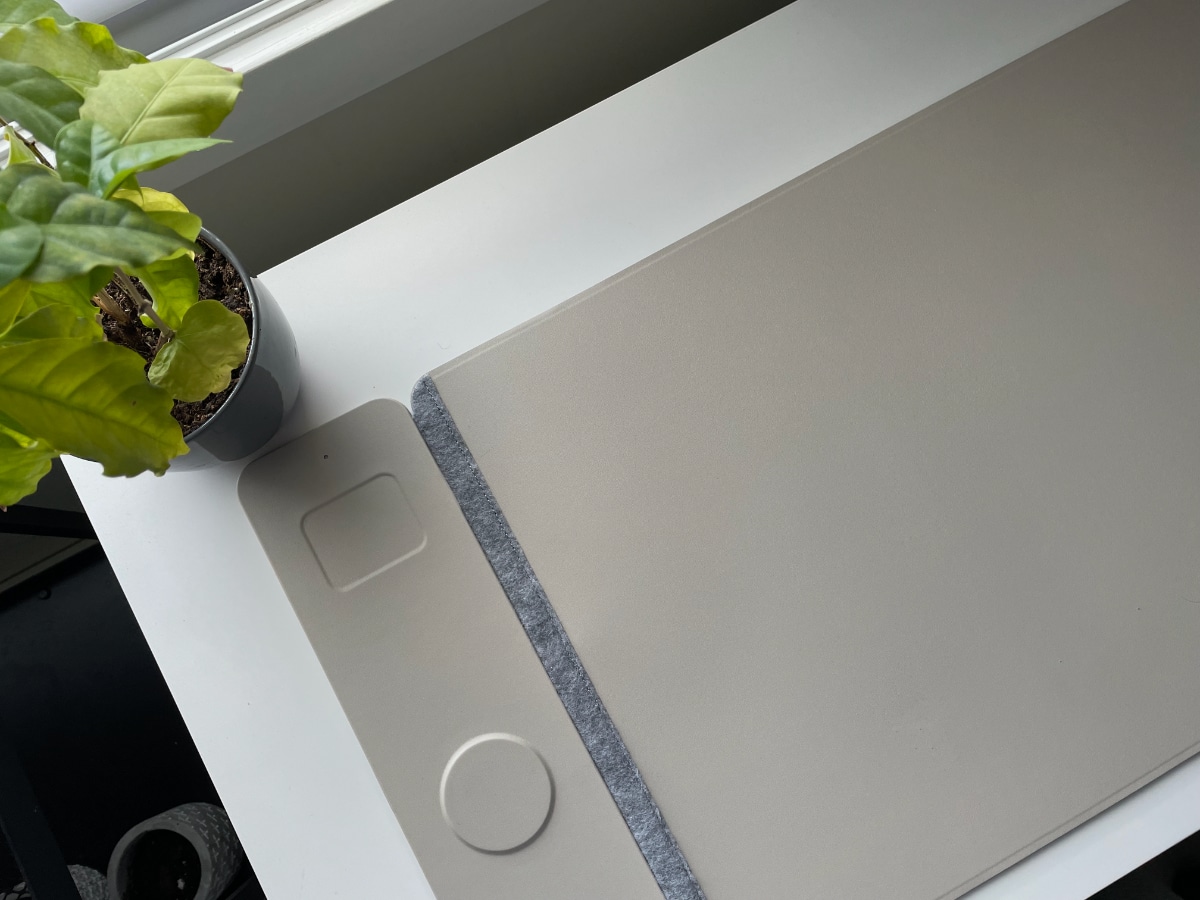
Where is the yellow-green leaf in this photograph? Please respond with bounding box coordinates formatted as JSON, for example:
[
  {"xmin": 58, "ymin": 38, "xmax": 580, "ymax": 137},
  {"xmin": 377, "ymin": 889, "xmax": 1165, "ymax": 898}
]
[
  {"xmin": 146, "ymin": 210, "xmax": 201, "ymax": 242},
  {"xmin": 0, "ymin": 57, "xmax": 78, "ymax": 144},
  {"xmin": 112, "ymin": 184, "xmax": 184, "ymax": 213},
  {"xmin": 0, "ymin": 300, "xmax": 99, "ymax": 344},
  {"xmin": 0, "ymin": 336, "xmax": 187, "ymax": 475},
  {"xmin": 129, "ymin": 251, "xmax": 196, "ymax": 329},
  {"xmin": 112, "ymin": 184, "xmax": 200, "ymax": 241},
  {"xmin": 4, "ymin": 123, "xmax": 34, "ymax": 163},
  {"xmin": 56, "ymin": 118, "xmax": 222, "ymax": 197},
  {"xmin": 0, "ymin": 0, "xmax": 74, "ymax": 31},
  {"xmin": 80, "ymin": 57, "xmax": 242, "ymax": 144},
  {"xmin": 0, "ymin": 19, "xmax": 145, "ymax": 95},
  {"xmin": 21, "ymin": 265, "xmax": 108, "ymax": 317},
  {"xmin": 148, "ymin": 299, "xmax": 247, "ymax": 402},
  {"xmin": 0, "ymin": 274, "xmax": 25, "ymax": 328},
  {"xmin": 0, "ymin": 423, "xmax": 55, "ymax": 506}
]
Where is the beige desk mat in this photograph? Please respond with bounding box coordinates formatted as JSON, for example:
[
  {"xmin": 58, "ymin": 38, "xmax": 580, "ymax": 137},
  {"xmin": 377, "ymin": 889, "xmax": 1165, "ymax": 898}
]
[
  {"xmin": 240, "ymin": 400, "xmax": 663, "ymax": 900},
  {"xmin": 413, "ymin": 1, "xmax": 1200, "ymax": 897}
]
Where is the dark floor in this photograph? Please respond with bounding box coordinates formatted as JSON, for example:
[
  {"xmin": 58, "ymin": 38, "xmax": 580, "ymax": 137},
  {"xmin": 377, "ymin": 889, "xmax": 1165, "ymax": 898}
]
[
  {"xmin": 0, "ymin": 548, "xmax": 219, "ymax": 877},
  {"xmin": 1091, "ymin": 828, "xmax": 1200, "ymax": 900},
  {"xmin": 0, "ymin": 545, "xmax": 265, "ymax": 898}
]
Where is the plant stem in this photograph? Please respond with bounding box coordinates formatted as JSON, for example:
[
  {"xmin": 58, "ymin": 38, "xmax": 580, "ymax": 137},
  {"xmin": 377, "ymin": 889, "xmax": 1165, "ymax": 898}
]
[
  {"xmin": 114, "ymin": 268, "xmax": 175, "ymax": 340},
  {"xmin": 94, "ymin": 286, "xmax": 131, "ymax": 323},
  {"xmin": 0, "ymin": 115, "xmax": 52, "ymax": 167}
]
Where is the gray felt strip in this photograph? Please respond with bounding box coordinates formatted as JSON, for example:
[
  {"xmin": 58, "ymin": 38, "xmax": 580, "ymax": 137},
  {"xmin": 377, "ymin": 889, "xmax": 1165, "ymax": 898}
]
[{"xmin": 411, "ymin": 375, "xmax": 706, "ymax": 900}]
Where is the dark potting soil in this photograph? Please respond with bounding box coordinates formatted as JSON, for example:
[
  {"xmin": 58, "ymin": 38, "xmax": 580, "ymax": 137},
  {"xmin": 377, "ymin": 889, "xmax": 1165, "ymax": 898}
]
[{"xmin": 100, "ymin": 238, "xmax": 252, "ymax": 436}]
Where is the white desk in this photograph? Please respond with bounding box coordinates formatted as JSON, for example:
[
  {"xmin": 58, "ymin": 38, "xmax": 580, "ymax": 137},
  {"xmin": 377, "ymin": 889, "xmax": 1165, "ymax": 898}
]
[{"xmin": 66, "ymin": 1, "xmax": 1200, "ymax": 898}]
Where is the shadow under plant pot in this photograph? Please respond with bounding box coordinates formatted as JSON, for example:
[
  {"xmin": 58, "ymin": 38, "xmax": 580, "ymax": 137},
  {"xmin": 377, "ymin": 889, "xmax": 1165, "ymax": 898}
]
[{"xmin": 170, "ymin": 229, "xmax": 301, "ymax": 470}]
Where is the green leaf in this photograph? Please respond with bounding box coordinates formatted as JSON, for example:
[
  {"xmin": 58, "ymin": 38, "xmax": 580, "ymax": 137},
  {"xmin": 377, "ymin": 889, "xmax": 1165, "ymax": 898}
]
[
  {"xmin": 129, "ymin": 251, "xmax": 196, "ymax": 329},
  {"xmin": 22, "ymin": 265, "xmax": 108, "ymax": 317},
  {"xmin": 111, "ymin": 185, "xmax": 200, "ymax": 241},
  {"xmin": 144, "ymin": 209, "xmax": 200, "ymax": 243},
  {"xmin": 0, "ymin": 19, "xmax": 145, "ymax": 95},
  {"xmin": 0, "ymin": 0, "xmax": 74, "ymax": 30},
  {"xmin": 0, "ymin": 157, "xmax": 38, "ymax": 201},
  {"xmin": 0, "ymin": 407, "xmax": 24, "ymax": 434},
  {"xmin": 148, "ymin": 299, "xmax": 247, "ymax": 402},
  {"xmin": 0, "ymin": 57, "xmax": 79, "ymax": 144},
  {"xmin": 4, "ymin": 123, "xmax": 34, "ymax": 163},
  {"xmin": 80, "ymin": 58, "xmax": 242, "ymax": 145},
  {"xmin": 56, "ymin": 119, "xmax": 221, "ymax": 197},
  {"xmin": 0, "ymin": 336, "xmax": 187, "ymax": 475},
  {"xmin": 0, "ymin": 424, "xmax": 56, "ymax": 507},
  {"xmin": 0, "ymin": 202, "xmax": 41, "ymax": 284},
  {"xmin": 0, "ymin": 301, "xmax": 99, "ymax": 344},
  {"xmin": 0, "ymin": 277, "xmax": 26, "ymax": 329},
  {"xmin": 0, "ymin": 164, "xmax": 190, "ymax": 284}
]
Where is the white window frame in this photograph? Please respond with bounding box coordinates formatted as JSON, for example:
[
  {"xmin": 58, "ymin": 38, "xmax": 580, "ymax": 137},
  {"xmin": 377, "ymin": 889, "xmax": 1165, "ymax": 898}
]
[{"xmin": 2, "ymin": 0, "xmax": 551, "ymax": 186}]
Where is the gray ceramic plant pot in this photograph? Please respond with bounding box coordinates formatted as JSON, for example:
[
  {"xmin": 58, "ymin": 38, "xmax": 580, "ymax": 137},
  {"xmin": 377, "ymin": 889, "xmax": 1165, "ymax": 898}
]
[{"xmin": 170, "ymin": 229, "xmax": 300, "ymax": 470}]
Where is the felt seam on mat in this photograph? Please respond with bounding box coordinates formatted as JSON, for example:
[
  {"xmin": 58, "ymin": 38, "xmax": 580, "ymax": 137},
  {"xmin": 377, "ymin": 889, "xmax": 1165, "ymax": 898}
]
[{"xmin": 411, "ymin": 375, "xmax": 706, "ymax": 900}]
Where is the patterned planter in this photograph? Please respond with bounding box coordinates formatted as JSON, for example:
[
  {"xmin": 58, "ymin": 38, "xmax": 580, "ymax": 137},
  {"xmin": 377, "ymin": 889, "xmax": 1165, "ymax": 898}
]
[{"xmin": 107, "ymin": 803, "xmax": 244, "ymax": 900}]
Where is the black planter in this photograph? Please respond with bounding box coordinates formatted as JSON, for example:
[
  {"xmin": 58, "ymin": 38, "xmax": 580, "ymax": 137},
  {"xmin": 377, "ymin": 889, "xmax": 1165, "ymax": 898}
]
[{"xmin": 170, "ymin": 230, "xmax": 300, "ymax": 470}]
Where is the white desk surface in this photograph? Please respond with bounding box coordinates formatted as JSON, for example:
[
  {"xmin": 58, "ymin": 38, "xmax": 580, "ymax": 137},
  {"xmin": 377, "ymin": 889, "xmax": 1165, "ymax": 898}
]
[{"xmin": 66, "ymin": 1, "xmax": 1200, "ymax": 898}]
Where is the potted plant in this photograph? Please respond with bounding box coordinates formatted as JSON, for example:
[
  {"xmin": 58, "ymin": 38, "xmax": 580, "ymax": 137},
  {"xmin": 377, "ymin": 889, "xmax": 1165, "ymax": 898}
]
[{"xmin": 0, "ymin": 0, "xmax": 299, "ymax": 508}]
